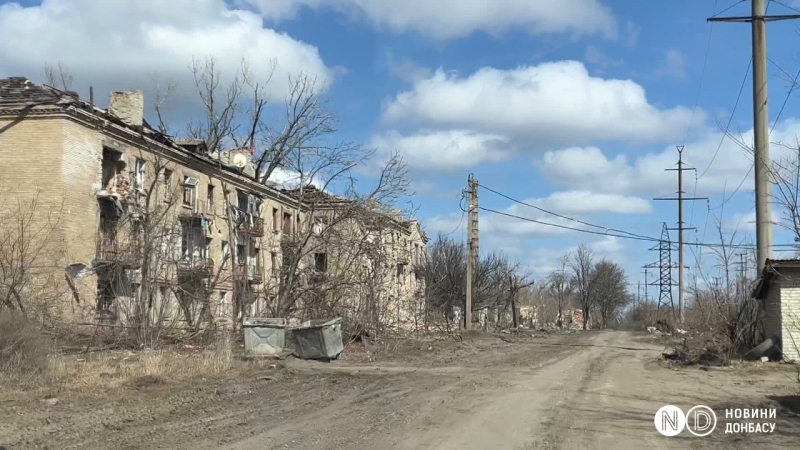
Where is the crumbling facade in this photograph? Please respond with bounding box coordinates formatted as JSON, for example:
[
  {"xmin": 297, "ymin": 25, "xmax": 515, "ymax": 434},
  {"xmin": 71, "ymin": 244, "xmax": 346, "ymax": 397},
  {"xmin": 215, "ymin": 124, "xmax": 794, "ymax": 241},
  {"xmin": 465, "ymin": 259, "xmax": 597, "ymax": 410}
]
[
  {"xmin": 0, "ymin": 77, "xmax": 426, "ymax": 330},
  {"xmin": 753, "ymin": 259, "xmax": 800, "ymax": 361}
]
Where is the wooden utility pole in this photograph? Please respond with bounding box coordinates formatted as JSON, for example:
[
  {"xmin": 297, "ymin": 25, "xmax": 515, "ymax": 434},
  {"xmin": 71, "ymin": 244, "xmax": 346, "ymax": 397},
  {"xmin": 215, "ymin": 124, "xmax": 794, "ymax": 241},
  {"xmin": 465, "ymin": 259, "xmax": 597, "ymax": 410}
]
[
  {"xmin": 654, "ymin": 146, "xmax": 706, "ymax": 323},
  {"xmin": 465, "ymin": 174, "xmax": 479, "ymax": 330},
  {"xmin": 709, "ymin": 0, "xmax": 800, "ymax": 274}
]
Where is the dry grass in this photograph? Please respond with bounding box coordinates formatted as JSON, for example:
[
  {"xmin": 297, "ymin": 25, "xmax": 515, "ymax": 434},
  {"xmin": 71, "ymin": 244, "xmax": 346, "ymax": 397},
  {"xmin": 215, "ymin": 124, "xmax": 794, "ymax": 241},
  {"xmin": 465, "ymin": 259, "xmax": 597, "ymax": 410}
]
[
  {"xmin": 0, "ymin": 310, "xmax": 52, "ymax": 375},
  {"xmin": 0, "ymin": 331, "xmax": 248, "ymax": 401}
]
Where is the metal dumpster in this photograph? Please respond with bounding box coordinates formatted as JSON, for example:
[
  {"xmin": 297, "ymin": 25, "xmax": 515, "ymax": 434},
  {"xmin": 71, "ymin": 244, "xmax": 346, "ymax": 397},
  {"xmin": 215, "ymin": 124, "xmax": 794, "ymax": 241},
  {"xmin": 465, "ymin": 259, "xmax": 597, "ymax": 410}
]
[
  {"xmin": 291, "ymin": 317, "xmax": 344, "ymax": 360},
  {"xmin": 243, "ymin": 318, "xmax": 286, "ymax": 355}
]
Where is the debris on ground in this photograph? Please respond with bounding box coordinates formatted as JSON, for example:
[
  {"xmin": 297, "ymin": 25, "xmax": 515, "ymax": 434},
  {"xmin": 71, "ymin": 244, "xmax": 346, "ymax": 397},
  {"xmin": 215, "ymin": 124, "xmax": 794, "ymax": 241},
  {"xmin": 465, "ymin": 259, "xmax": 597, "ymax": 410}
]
[
  {"xmin": 743, "ymin": 338, "xmax": 776, "ymax": 361},
  {"xmin": 698, "ymin": 352, "xmax": 725, "ymax": 367},
  {"xmin": 662, "ymin": 347, "xmax": 687, "ymax": 363}
]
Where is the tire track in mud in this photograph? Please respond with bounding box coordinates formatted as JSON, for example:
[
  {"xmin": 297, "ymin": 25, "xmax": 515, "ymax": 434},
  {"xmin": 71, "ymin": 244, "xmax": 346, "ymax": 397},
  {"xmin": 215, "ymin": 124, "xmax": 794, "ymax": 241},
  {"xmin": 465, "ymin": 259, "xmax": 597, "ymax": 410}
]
[{"xmin": 531, "ymin": 340, "xmax": 615, "ymax": 450}]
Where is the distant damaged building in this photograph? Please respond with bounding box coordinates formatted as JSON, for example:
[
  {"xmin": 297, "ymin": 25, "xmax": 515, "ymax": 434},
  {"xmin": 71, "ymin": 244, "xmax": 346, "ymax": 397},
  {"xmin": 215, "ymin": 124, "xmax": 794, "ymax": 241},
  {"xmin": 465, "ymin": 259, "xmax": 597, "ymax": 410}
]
[{"xmin": 0, "ymin": 77, "xmax": 426, "ymax": 330}]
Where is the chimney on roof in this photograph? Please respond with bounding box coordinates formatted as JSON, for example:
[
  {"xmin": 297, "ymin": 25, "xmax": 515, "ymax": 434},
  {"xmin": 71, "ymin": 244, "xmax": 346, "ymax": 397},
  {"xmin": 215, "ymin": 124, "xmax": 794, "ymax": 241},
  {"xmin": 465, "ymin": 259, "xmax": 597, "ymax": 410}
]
[{"xmin": 108, "ymin": 90, "xmax": 144, "ymax": 127}]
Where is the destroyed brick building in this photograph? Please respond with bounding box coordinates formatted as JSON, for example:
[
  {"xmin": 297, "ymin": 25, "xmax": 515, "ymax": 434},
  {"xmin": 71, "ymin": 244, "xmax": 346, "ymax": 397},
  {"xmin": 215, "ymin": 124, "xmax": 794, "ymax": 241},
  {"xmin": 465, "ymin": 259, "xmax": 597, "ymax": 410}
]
[
  {"xmin": 753, "ymin": 259, "xmax": 800, "ymax": 361},
  {"xmin": 0, "ymin": 77, "xmax": 427, "ymax": 329}
]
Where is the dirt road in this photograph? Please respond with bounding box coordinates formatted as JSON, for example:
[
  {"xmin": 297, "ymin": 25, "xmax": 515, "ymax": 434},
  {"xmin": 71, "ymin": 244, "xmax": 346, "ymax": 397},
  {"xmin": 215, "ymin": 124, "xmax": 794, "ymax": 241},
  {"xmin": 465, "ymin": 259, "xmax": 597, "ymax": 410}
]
[{"xmin": 1, "ymin": 330, "xmax": 797, "ymax": 449}]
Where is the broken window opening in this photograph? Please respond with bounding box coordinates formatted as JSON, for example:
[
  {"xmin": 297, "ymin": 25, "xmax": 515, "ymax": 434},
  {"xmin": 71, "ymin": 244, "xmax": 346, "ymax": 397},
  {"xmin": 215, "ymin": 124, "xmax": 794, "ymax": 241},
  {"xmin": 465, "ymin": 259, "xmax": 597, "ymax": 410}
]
[
  {"xmin": 183, "ymin": 176, "xmax": 198, "ymax": 208},
  {"xmin": 96, "ymin": 277, "xmax": 115, "ymax": 316},
  {"xmin": 207, "ymin": 184, "xmax": 215, "ymax": 213},
  {"xmin": 133, "ymin": 158, "xmax": 145, "ymax": 190},
  {"xmin": 314, "ymin": 253, "xmax": 327, "ymax": 272},
  {"xmin": 282, "ymin": 211, "xmax": 292, "ymax": 235},
  {"xmin": 221, "ymin": 240, "xmax": 230, "ymax": 267},
  {"xmin": 181, "ymin": 221, "xmax": 207, "ymax": 261},
  {"xmin": 272, "ymin": 207, "xmax": 279, "ymax": 232},
  {"xmin": 101, "ymin": 148, "xmax": 127, "ymax": 194},
  {"xmin": 162, "ymin": 169, "xmax": 173, "ymax": 200},
  {"xmin": 270, "ymin": 251, "xmax": 279, "ymax": 276}
]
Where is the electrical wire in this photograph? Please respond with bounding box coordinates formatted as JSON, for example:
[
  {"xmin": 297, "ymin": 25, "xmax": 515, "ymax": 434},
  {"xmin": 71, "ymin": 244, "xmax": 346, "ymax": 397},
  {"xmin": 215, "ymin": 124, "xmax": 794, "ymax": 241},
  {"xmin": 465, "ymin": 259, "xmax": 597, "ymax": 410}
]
[
  {"xmin": 475, "ymin": 205, "xmax": 793, "ymax": 249},
  {"xmin": 711, "ymin": 41, "xmax": 800, "ymax": 211},
  {"xmin": 772, "ymin": 0, "xmax": 800, "ymax": 14},
  {"xmin": 681, "ymin": 0, "xmax": 718, "ymax": 144},
  {"xmin": 691, "ymin": 1, "xmax": 777, "ymax": 241},
  {"xmin": 708, "ymin": 0, "xmax": 748, "ymax": 19},
  {"xmin": 477, "ymin": 182, "xmax": 658, "ymax": 241}
]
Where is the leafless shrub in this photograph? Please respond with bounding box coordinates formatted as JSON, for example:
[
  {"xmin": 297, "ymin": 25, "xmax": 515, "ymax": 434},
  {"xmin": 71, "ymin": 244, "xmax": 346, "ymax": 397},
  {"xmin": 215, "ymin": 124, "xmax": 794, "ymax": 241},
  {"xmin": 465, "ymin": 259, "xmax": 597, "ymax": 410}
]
[
  {"xmin": 0, "ymin": 191, "xmax": 67, "ymax": 326},
  {"xmin": 43, "ymin": 61, "xmax": 73, "ymax": 91},
  {"xmin": 0, "ymin": 310, "xmax": 51, "ymax": 375}
]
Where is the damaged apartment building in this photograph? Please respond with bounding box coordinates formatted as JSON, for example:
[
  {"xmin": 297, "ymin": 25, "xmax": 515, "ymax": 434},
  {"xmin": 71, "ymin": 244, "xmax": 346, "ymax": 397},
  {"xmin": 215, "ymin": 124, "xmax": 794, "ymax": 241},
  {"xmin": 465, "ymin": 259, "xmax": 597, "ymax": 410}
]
[{"xmin": 0, "ymin": 77, "xmax": 427, "ymax": 329}]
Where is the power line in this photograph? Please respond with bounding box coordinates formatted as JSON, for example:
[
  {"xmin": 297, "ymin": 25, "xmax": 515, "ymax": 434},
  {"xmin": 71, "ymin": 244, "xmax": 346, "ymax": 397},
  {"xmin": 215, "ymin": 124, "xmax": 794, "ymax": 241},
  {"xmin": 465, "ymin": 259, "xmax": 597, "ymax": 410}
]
[
  {"xmin": 682, "ymin": 0, "xmax": 720, "ymax": 143},
  {"xmin": 709, "ymin": 0, "xmax": 748, "ymax": 19},
  {"xmin": 474, "ymin": 204, "xmax": 794, "ymax": 249},
  {"xmin": 711, "ymin": 48, "xmax": 800, "ymax": 212},
  {"xmin": 772, "ymin": 0, "xmax": 800, "ymax": 14},
  {"xmin": 477, "ymin": 182, "xmax": 657, "ymax": 241},
  {"xmin": 691, "ymin": 1, "xmax": 777, "ymax": 232}
]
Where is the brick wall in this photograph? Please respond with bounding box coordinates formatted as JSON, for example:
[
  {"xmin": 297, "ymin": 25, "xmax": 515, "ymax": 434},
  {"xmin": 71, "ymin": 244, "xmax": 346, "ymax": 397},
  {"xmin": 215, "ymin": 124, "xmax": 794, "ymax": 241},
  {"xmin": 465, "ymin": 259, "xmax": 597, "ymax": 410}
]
[{"xmin": 778, "ymin": 273, "xmax": 800, "ymax": 361}]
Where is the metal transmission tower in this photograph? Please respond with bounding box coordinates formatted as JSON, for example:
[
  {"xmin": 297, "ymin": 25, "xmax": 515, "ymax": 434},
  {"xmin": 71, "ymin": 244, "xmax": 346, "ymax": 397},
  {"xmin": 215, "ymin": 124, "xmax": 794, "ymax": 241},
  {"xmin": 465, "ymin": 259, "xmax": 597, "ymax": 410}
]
[
  {"xmin": 654, "ymin": 146, "xmax": 706, "ymax": 322},
  {"xmin": 645, "ymin": 223, "xmax": 679, "ymax": 313}
]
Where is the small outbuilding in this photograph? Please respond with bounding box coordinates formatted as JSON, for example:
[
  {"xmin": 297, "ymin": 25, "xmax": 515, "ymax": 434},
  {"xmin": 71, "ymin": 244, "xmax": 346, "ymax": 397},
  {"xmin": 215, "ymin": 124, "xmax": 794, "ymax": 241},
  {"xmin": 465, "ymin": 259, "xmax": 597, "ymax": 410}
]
[{"xmin": 753, "ymin": 259, "xmax": 800, "ymax": 361}]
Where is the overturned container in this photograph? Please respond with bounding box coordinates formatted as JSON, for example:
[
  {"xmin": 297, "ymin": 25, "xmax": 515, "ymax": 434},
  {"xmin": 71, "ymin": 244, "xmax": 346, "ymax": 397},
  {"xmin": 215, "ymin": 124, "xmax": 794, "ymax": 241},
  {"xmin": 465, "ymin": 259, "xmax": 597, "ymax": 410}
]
[
  {"xmin": 243, "ymin": 318, "xmax": 287, "ymax": 356},
  {"xmin": 291, "ymin": 317, "xmax": 344, "ymax": 360}
]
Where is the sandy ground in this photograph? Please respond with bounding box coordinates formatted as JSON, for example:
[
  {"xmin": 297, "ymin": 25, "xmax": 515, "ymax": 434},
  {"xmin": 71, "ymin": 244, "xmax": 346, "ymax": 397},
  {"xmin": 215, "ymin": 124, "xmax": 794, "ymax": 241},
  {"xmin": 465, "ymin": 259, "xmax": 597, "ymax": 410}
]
[{"xmin": 0, "ymin": 330, "xmax": 798, "ymax": 450}]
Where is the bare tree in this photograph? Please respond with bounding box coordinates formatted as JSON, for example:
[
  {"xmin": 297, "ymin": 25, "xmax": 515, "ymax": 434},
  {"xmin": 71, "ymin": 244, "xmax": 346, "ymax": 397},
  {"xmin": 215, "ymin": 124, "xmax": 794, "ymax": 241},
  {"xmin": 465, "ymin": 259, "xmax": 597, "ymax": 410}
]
[
  {"xmin": 0, "ymin": 192, "xmax": 66, "ymax": 325},
  {"xmin": 547, "ymin": 253, "xmax": 573, "ymax": 328},
  {"xmin": 181, "ymin": 56, "xmax": 417, "ymax": 333},
  {"xmin": 592, "ymin": 259, "xmax": 630, "ymax": 329},
  {"xmin": 43, "ymin": 62, "xmax": 73, "ymax": 91},
  {"xmin": 570, "ymin": 244, "xmax": 595, "ymax": 330}
]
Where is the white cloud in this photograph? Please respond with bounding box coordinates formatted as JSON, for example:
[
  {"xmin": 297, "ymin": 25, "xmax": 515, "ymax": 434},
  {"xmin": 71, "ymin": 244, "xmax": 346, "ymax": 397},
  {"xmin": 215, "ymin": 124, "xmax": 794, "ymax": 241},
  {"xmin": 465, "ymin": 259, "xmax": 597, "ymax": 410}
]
[
  {"xmin": 518, "ymin": 235, "xmax": 626, "ymax": 279},
  {"xmin": 0, "ymin": 0, "xmax": 333, "ymax": 107},
  {"xmin": 245, "ymin": 0, "xmax": 617, "ymax": 41},
  {"xmin": 369, "ymin": 129, "xmax": 512, "ymax": 172},
  {"xmin": 268, "ymin": 167, "xmax": 325, "ymax": 190},
  {"xmin": 584, "ymin": 45, "xmax": 623, "ymax": 69},
  {"xmin": 381, "ymin": 61, "xmax": 700, "ymax": 146},
  {"xmin": 543, "ymin": 191, "xmax": 652, "ymax": 215},
  {"xmin": 623, "ymin": 21, "xmax": 641, "ymax": 50},
  {"xmin": 725, "ymin": 209, "xmax": 782, "ymax": 234},
  {"xmin": 655, "ymin": 49, "xmax": 687, "ymax": 81},
  {"xmin": 383, "ymin": 53, "xmax": 432, "ymax": 84},
  {"xmin": 537, "ymin": 118, "xmax": 800, "ymax": 197},
  {"xmin": 425, "ymin": 189, "xmax": 650, "ymax": 245}
]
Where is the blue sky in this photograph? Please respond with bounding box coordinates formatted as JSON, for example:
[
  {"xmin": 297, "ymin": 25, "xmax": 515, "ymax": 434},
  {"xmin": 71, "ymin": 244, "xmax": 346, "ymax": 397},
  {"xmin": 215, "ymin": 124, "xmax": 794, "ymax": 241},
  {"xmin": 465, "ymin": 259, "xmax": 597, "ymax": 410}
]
[{"xmin": 3, "ymin": 0, "xmax": 800, "ymax": 296}]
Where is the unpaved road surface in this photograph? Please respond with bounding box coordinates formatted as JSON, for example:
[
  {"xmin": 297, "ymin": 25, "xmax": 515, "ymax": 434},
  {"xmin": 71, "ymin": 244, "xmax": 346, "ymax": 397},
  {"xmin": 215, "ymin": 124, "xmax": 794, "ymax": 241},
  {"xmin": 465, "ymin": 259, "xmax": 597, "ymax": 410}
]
[{"xmin": 1, "ymin": 330, "xmax": 798, "ymax": 449}]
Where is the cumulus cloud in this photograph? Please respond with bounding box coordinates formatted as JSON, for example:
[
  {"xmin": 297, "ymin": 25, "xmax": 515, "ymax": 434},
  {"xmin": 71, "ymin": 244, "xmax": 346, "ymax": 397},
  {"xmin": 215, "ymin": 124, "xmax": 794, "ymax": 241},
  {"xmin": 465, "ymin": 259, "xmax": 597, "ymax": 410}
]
[
  {"xmin": 655, "ymin": 49, "xmax": 688, "ymax": 81},
  {"xmin": 245, "ymin": 0, "xmax": 617, "ymax": 41},
  {"xmin": 0, "ymin": 0, "xmax": 333, "ymax": 108},
  {"xmin": 537, "ymin": 119, "xmax": 800, "ymax": 197},
  {"xmin": 543, "ymin": 191, "xmax": 652, "ymax": 215},
  {"xmin": 381, "ymin": 61, "xmax": 700, "ymax": 146},
  {"xmin": 369, "ymin": 129, "xmax": 512, "ymax": 172},
  {"xmin": 424, "ymin": 189, "xmax": 651, "ymax": 245}
]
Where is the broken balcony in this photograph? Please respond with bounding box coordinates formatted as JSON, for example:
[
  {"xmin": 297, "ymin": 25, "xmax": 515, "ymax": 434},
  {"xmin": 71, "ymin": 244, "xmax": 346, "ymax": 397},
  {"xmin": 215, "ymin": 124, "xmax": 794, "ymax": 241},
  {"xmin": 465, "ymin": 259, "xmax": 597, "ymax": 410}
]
[
  {"xmin": 95, "ymin": 240, "xmax": 141, "ymax": 269},
  {"xmin": 176, "ymin": 257, "xmax": 214, "ymax": 278},
  {"xmin": 236, "ymin": 213, "xmax": 265, "ymax": 236},
  {"xmin": 235, "ymin": 264, "xmax": 263, "ymax": 284}
]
